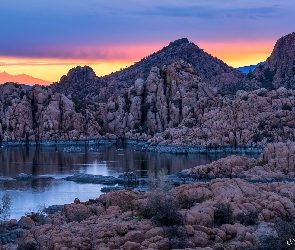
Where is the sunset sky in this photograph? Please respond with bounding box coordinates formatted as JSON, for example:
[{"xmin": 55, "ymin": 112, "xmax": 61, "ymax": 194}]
[{"xmin": 0, "ymin": 0, "xmax": 294, "ymax": 83}]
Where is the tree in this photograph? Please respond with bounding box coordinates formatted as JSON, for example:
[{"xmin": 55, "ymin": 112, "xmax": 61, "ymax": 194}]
[{"xmin": 0, "ymin": 194, "xmax": 12, "ymax": 222}]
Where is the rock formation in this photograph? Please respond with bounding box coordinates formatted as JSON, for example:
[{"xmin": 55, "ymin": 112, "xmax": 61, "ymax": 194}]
[
  {"xmin": 253, "ymin": 32, "xmax": 295, "ymax": 89},
  {"xmin": 51, "ymin": 38, "xmax": 248, "ymax": 101},
  {"xmin": 14, "ymin": 142, "xmax": 295, "ymax": 249},
  {"xmin": 2, "ymin": 59, "xmax": 295, "ymax": 149}
]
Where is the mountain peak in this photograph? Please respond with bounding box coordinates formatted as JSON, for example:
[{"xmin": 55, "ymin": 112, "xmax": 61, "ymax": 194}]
[
  {"xmin": 253, "ymin": 31, "xmax": 295, "ymax": 89},
  {"xmin": 168, "ymin": 38, "xmax": 190, "ymax": 47}
]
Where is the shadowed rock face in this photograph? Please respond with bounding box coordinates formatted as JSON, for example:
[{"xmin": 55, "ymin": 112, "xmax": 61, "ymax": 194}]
[{"xmin": 253, "ymin": 32, "xmax": 295, "ymax": 89}]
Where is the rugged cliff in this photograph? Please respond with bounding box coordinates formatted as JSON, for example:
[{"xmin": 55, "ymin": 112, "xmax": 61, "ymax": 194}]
[
  {"xmin": 2, "ymin": 33, "xmax": 295, "ymax": 148},
  {"xmin": 2, "ymin": 60, "xmax": 295, "ymax": 149},
  {"xmin": 253, "ymin": 32, "xmax": 295, "ymax": 90}
]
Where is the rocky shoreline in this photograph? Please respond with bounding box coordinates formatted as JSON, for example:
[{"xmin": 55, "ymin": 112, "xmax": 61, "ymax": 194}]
[
  {"xmin": 0, "ymin": 139, "xmax": 263, "ymax": 156},
  {"xmin": 1, "ymin": 142, "xmax": 295, "ymax": 249}
]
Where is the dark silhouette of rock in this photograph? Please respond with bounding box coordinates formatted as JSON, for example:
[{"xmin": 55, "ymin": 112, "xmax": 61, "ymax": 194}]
[
  {"xmin": 253, "ymin": 32, "xmax": 295, "ymax": 89},
  {"xmin": 51, "ymin": 38, "xmax": 247, "ymax": 100}
]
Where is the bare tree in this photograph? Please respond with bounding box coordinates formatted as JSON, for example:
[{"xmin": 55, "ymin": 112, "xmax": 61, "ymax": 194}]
[{"xmin": 0, "ymin": 193, "xmax": 12, "ymax": 222}]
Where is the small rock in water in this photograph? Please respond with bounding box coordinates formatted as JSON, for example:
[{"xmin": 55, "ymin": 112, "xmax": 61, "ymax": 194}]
[
  {"xmin": 101, "ymin": 186, "xmax": 124, "ymax": 193},
  {"xmin": 63, "ymin": 146, "xmax": 82, "ymax": 153}
]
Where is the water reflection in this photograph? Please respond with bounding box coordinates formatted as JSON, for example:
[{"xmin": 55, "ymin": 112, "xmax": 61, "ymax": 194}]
[{"xmin": 0, "ymin": 145, "xmax": 260, "ymax": 219}]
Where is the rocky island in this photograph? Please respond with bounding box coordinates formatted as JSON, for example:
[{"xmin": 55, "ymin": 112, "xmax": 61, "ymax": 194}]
[{"xmin": 1, "ymin": 32, "xmax": 295, "ymax": 249}]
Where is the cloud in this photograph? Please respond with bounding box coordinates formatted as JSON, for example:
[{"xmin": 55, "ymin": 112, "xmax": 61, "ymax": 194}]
[
  {"xmin": 137, "ymin": 5, "xmax": 283, "ymax": 19},
  {"xmin": 0, "ymin": 0, "xmax": 294, "ymax": 61},
  {"xmin": 0, "ymin": 46, "xmax": 129, "ymax": 61}
]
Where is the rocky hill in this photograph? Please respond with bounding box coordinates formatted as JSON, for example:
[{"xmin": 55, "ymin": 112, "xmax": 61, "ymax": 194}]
[
  {"xmin": 2, "ymin": 32, "xmax": 295, "ymax": 148},
  {"xmin": 2, "ymin": 60, "xmax": 295, "ymax": 150},
  {"xmin": 253, "ymin": 32, "xmax": 295, "ymax": 89},
  {"xmin": 51, "ymin": 38, "xmax": 248, "ymax": 100}
]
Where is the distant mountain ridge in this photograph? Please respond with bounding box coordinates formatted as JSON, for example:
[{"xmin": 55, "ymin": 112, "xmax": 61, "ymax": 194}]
[
  {"xmin": 51, "ymin": 38, "xmax": 250, "ymax": 100},
  {"xmin": 0, "ymin": 72, "xmax": 51, "ymax": 85},
  {"xmin": 236, "ymin": 62, "xmax": 265, "ymax": 74}
]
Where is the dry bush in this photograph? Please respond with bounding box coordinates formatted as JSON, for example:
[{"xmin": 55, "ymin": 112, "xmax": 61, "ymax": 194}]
[
  {"xmin": 139, "ymin": 191, "xmax": 182, "ymax": 226},
  {"xmin": 139, "ymin": 169, "xmax": 182, "ymax": 226},
  {"xmin": 237, "ymin": 210, "xmax": 259, "ymax": 226},
  {"xmin": 165, "ymin": 225, "xmax": 189, "ymax": 249},
  {"xmin": 0, "ymin": 193, "xmax": 12, "ymax": 222},
  {"xmin": 17, "ymin": 241, "xmax": 39, "ymax": 250},
  {"xmin": 214, "ymin": 202, "xmax": 234, "ymax": 226}
]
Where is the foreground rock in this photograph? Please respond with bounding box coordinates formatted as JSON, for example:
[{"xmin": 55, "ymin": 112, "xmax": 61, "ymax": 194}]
[{"xmin": 16, "ymin": 142, "xmax": 295, "ymax": 249}]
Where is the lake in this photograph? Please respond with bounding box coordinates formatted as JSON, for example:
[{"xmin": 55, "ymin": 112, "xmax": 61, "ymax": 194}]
[{"xmin": 0, "ymin": 144, "xmax": 260, "ymax": 219}]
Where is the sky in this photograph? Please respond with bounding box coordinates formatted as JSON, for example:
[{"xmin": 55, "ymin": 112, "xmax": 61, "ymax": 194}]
[{"xmin": 0, "ymin": 0, "xmax": 294, "ymax": 83}]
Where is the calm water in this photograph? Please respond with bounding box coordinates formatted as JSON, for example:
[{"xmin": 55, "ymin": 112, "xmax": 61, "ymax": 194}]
[{"xmin": 0, "ymin": 144, "xmax": 260, "ymax": 219}]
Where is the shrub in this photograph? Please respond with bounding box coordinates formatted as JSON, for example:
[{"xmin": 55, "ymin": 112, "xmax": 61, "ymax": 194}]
[
  {"xmin": 138, "ymin": 192, "xmax": 182, "ymax": 226},
  {"xmin": 165, "ymin": 225, "xmax": 189, "ymax": 249},
  {"xmin": 274, "ymin": 218, "xmax": 295, "ymax": 250},
  {"xmin": 20, "ymin": 90, "xmax": 25, "ymax": 99},
  {"xmin": 2, "ymin": 124, "xmax": 7, "ymax": 131},
  {"xmin": 252, "ymin": 133, "xmax": 263, "ymax": 143},
  {"xmin": 256, "ymin": 235, "xmax": 281, "ymax": 250},
  {"xmin": 17, "ymin": 241, "xmax": 39, "ymax": 250},
  {"xmin": 25, "ymin": 211, "xmax": 46, "ymax": 226},
  {"xmin": 133, "ymin": 122, "xmax": 141, "ymax": 130},
  {"xmin": 164, "ymin": 132, "xmax": 172, "ymax": 140},
  {"xmin": 254, "ymin": 160, "xmax": 268, "ymax": 167},
  {"xmin": 138, "ymin": 169, "xmax": 182, "ymax": 226},
  {"xmin": 258, "ymin": 120, "xmax": 266, "ymax": 130},
  {"xmin": 282, "ymin": 103, "xmax": 292, "ymax": 111},
  {"xmin": 9, "ymin": 125, "xmax": 14, "ymax": 132},
  {"xmin": 147, "ymin": 169, "xmax": 172, "ymax": 193},
  {"xmin": 237, "ymin": 210, "xmax": 259, "ymax": 226},
  {"xmin": 255, "ymin": 218, "xmax": 295, "ymax": 250},
  {"xmin": 177, "ymin": 193, "xmax": 196, "ymax": 209},
  {"xmin": 214, "ymin": 202, "xmax": 234, "ymax": 226},
  {"xmin": 0, "ymin": 194, "xmax": 12, "ymax": 222},
  {"xmin": 184, "ymin": 121, "xmax": 194, "ymax": 128},
  {"xmin": 241, "ymin": 95, "xmax": 249, "ymax": 101},
  {"xmin": 130, "ymin": 89, "xmax": 137, "ymax": 96},
  {"xmin": 123, "ymin": 94, "xmax": 131, "ymax": 112}
]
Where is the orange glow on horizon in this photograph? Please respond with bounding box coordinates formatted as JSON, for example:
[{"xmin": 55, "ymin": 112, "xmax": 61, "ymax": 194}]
[
  {"xmin": 0, "ymin": 40, "xmax": 275, "ymax": 85},
  {"xmin": 198, "ymin": 40, "xmax": 275, "ymax": 67}
]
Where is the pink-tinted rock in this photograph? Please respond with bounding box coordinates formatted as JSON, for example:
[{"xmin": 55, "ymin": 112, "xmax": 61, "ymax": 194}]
[
  {"xmin": 145, "ymin": 227, "xmax": 165, "ymax": 239},
  {"xmin": 124, "ymin": 241, "xmax": 140, "ymax": 250},
  {"xmin": 20, "ymin": 216, "xmax": 35, "ymax": 229}
]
